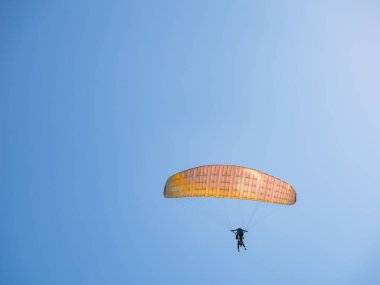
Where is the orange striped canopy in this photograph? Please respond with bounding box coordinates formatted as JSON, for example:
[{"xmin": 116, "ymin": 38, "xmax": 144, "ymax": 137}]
[{"xmin": 164, "ymin": 165, "xmax": 296, "ymax": 205}]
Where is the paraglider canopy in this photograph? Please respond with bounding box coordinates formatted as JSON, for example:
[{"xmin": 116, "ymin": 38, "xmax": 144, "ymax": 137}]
[{"xmin": 164, "ymin": 165, "xmax": 296, "ymax": 205}]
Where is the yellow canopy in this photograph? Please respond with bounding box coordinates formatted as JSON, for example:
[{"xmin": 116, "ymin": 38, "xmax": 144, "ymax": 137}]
[{"xmin": 164, "ymin": 165, "xmax": 296, "ymax": 205}]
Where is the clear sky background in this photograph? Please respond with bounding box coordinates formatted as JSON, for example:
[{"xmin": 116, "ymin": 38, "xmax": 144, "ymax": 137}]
[{"xmin": 1, "ymin": 1, "xmax": 380, "ymax": 284}]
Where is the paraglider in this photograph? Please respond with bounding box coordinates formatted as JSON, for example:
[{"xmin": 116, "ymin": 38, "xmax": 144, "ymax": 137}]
[
  {"xmin": 163, "ymin": 165, "xmax": 296, "ymax": 252},
  {"xmin": 231, "ymin": 228, "xmax": 248, "ymax": 252}
]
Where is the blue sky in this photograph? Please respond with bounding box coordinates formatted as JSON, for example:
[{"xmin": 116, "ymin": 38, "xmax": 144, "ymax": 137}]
[{"xmin": 1, "ymin": 1, "xmax": 380, "ymax": 284}]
